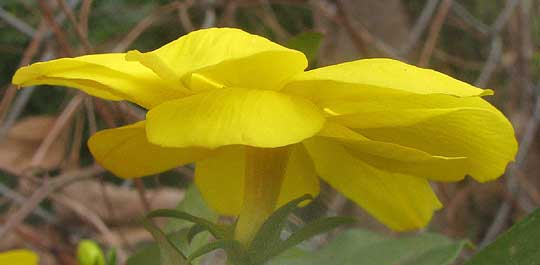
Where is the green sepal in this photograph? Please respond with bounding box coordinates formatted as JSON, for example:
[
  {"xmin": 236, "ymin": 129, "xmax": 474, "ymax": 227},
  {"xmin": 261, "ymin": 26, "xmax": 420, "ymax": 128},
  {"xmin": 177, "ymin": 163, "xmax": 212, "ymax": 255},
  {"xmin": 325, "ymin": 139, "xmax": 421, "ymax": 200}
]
[
  {"xmin": 147, "ymin": 209, "xmax": 230, "ymax": 239},
  {"xmin": 187, "ymin": 239, "xmax": 245, "ymax": 264},
  {"xmin": 141, "ymin": 218, "xmax": 189, "ymax": 265},
  {"xmin": 271, "ymin": 216, "xmax": 356, "ymax": 258},
  {"xmin": 187, "ymin": 224, "xmax": 208, "ymax": 244},
  {"xmin": 106, "ymin": 248, "xmax": 117, "ymax": 265},
  {"xmin": 247, "ymin": 194, "xmax": 313, "ymax": 264}
]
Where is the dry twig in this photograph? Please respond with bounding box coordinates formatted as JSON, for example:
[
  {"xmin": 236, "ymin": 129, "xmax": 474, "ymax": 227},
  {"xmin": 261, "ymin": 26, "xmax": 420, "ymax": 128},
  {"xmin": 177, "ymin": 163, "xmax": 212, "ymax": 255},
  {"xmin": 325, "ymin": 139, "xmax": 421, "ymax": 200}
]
[
  {"xmin": 0, "ymin": 164, "xmax": 105, "ymax": 238},
  {"xmin": 418, "ymin": 0, "xmax": 453, "ymax": 67}
]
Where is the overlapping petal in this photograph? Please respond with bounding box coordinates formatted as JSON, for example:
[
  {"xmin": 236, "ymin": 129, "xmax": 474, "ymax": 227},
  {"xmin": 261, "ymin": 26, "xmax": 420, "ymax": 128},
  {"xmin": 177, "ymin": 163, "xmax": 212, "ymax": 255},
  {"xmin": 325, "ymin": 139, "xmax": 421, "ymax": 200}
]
[
  {"xmin": 88, "ymin": 121, "xmax": 208, "ymax": 178},
  {"xmin": 282, "ymin": 58, "xmax": 492, "ymax": 105},
  {"xmin": 318, "ymin": 93, "xmax": 517, "ymax": 182},
  {"xmin": 303, "ymin": 137, "xmax": 442, "ymax": 231},
  {"xmin": 348, "ymin": 108, "xmax": 516, "ymax": 182},
  {"xmin": 146, "ymin": 87, "xmax": 325, "ymax": 149},
  {"xmin": 126, "ymin": 28, "xmax": 307, "ymax": 91},
  {"xmin": 12, "ymin": 54, "xmax": 187, "ymax": 109},
  {"xmin": 317, "ymin": 122, "xmax": 468, "ymax": 181},
  {"xmin": 194, "ymin": 144, "xmax": 319, "ymax": 215}
]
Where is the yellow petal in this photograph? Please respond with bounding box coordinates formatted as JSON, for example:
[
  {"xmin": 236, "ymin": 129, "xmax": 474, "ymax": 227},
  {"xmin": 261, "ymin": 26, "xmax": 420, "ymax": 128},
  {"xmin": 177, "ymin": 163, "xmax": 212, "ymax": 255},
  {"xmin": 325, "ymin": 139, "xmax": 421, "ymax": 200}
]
[
  {"xmin": 88, "ymin": 121, "xmax": 208, "ymax": 178},
  {"xmin": 194, "ymin": 145, "xmax": 245, "ymax": 215},
  {"xmin": 0, "ymin": 249, "xmax": 38, "ymax": 265},
  {"xmin": 146, "ymin": 87, "xmax": 325, "ymax": 149},
  {"xmin": 355, "ymin": 107, "xmax": 517, "ymax": 182},
  {"xmin": 194, "ymin": 145, "xmax": 319, "ymax": 215},
  {"xmin": 12, "ymin": 53, "xmax": 188, "ymax": 109},
  {"xmin": 277, "ymin": 144, "xmax": 320, "ymax": 207},
  {"xmin": 283, "ymin": 58, "xmax": 491, "ymax": 105},
  {"xmin": 331, "ymin": 108, "xmax": 465, "ymax": 129},
  {"xmin": 126, "ymin": 28, "xmax": 307, "ymax": 91},
  {"xmin": 322, "ymin": 92, "xmax": 502, "ymax": 114},
  {"xmin": 318, "ymin": 122, "xmax": 468, "ymax": 181},
  {"xmin": 303, "ymin": 137, "xmax": 442, "ymax": 231}
]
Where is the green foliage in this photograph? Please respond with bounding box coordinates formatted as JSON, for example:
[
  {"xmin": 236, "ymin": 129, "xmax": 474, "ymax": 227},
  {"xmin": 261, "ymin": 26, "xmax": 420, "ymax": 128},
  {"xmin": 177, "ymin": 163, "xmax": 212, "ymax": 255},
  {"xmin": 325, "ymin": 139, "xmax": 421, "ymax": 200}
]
[
  {"xmin": 286, "ymin": 32, "xmax": 323, "ymax": 66},
  {"xmin": 273, "ymin": 230, "xmax": 468, "ymax": 265},
  {"xmin": 274, "ymin": 216, "xmax": 356, "ymax": 257},
  {"xmin": 129, "ymin": 193, "xmax": 352, "ymax": 265},
  {"xmin": 187, "ymin": 239, "xmax": 245, "ymax": 264},
  {"xmin": 106, "ymin": 248, "xmax": 117, "ymax": 265},
  {"xmin": 127, "ymin": 185, "xmax": 217, "ymax": 265},
  {"xmin": 248, "ymin": 194, "xmax": 314, "ymax": 261},
  {"xmin": 126, "ymin": 230, "xmax": 192, "ymax": 265},
  {"xmin": 465, "ymin": 210, "xmax": 540, "ymax": 265},
  {"xmin": 141, "ymin": 219, "xmax": 188, "ymax": 265},
  {"xmin": 164, "ymin": 184, "xmax": 218, "ymax": 233},
  {"xmin": 147, "ymin": 209, "xmax": 230, "ymax": 239}
]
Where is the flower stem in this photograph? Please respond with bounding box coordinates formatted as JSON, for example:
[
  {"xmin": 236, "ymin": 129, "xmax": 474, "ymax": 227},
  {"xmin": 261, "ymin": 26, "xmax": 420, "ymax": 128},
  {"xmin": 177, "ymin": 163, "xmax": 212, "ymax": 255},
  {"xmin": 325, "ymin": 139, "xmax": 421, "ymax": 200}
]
[{"xmin": 234, "ymin": 146, "xmax": 291, "ymax": 246}]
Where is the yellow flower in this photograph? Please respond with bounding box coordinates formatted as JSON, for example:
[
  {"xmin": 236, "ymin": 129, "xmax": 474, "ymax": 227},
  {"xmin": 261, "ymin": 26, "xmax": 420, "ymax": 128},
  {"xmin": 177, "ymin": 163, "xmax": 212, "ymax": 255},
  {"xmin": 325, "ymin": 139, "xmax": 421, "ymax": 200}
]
[
  {"xmin": 0, "ymin": 249, "xmax": 38, "ymax": 265},
  {"xmin": 13, "ymin": 28, "xmax": 517, "ymax": 236}
]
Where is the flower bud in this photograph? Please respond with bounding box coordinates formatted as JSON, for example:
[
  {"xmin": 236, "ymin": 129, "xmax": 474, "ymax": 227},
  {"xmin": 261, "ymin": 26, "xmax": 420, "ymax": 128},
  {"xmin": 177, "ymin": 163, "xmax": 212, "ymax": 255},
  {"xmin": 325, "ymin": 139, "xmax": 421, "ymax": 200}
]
[{"xmin": 77, "ymin": 240, "xmax": 105, "ymax": 265}]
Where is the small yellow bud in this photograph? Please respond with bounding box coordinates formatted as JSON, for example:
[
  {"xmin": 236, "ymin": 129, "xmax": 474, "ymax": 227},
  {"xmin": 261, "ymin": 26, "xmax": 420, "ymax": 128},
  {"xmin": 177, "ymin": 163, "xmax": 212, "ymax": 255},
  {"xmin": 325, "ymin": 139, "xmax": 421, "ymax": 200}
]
[{"xmin": 77, "ymin": 240, "xmax": 105, "ymax": 265}]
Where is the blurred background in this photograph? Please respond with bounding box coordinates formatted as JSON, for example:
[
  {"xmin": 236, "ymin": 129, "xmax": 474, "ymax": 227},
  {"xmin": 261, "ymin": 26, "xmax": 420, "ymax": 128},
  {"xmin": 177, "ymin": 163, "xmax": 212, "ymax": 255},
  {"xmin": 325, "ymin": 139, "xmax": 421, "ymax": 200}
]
[{"xmin": 0, "ymin": 0, "xmax": 539, "ymax": 264}]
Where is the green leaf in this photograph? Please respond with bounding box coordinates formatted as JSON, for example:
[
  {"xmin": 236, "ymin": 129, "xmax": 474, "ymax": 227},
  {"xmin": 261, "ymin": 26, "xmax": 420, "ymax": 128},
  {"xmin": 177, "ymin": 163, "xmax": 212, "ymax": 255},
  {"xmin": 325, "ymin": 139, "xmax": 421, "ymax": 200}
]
[
  {"xmin": 286, "ymin": 32, "xmax": 323, "ymax": 65},
  {"xmin": 141, "ymin": 219, "xmax": 188, "ymax": 265},
  {"xmin": 273, "ymin": 229, "xmax": 468, "ymax": 265},
  {"xmin": 187, "ymin": 239, "xmax": 245, "ymax": 264},
  {"xmin": 187, "ymin": 224, "xmax": 207, "ymax": 244},
  {"xmin": 106, "ymin": 248, "xmax": 117, "ymax": 265},
  {"xmin": 465, "ymin": 210, "xmax": 540, "ymax": 265},
  {"xmin": 248, "ymin": 195, "xmax": 311, "ymax": 254},
  {"xmin": 127, "ymin": 185, "xmax": 218, "ymax": 265},
  {"xmin": 164, "ymin": 185, "xmax": 218, "ymax": 233},
  {"xmin": 248, "ymin": 194, "xmax": 312, "ymax": 264},
  {"xmin": 272, "ymin": 216, "xmax": 356, "ymax": 258},
  {"xmin": 126, "ymin": 230, "xmax": 189, "ymax": 265},
  {"xmin": 148, "ymin": 209, "xmax": 229, "ymax": 239}
]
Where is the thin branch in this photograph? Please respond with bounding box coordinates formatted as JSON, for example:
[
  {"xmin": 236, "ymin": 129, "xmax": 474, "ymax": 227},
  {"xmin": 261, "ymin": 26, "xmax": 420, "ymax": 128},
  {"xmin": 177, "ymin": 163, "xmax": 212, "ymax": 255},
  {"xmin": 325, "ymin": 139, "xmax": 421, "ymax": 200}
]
[
  {"xmin": 134, "ymin": 178, "xmax": 152, "ymax": 214},
  {"xmin": 177, "ymin": 0, "xmax": 195, "ymax": 32},
  {"xmin": 0, "ymin": 21, "xmax": 48, "ymax": 127},
  {"xmin": 475, "ymin": 36, "xmax": 502, "ymax": 87},
  {"xmin": 201, "ymin": 0, "xmax": 217, "ymax": 29},
  {"xmin": 0, "ymin": 164, "xmax": 105, "ymax": 238},
  {"xmin": 30, "ymin": 93, "xmax": 85, "ymax": 167},
  {"xmin": 112, "ymin": 1, "xmax": 182, "ymax": 52},
  {"xmin": 0, "ymin": 6, "xmax": 35, "ymax": 37},
  {"xmin": 418, "ymin": 0, "xmax": 453, "ymax": 67},
  {"xmin": 0, "ymin": 183, "xmax": 56, "ymax": 222},
  {"xmin": 50, "ymin": 193, "xmax": 125, "ymax": 261},
  {"xmin": 331, "ymin": 0, "xmax": 401, "ymax": 58},
  {"xmin": 38, "ymin": 0, "xmax": 74, "ymax": 56},
  {"xmin": 78, "ymin": 0, "xmax": 93, "ymax": 37},
  {"xmin": 257, "ymin": 0, "xmax": 289, "ymax": 41},
  {"xmin": 400, "ymin": 0, "xmax": 440, "ymax": 55},
  {"xmin": 492, "ymin": 0, "xmax": 521, "ymax": 34},
  {"xmin": 56, "ymin": 0, "xmax": 94, "ymax": 53},
  {"xmin": 450, "ymin": 2, "xmax": 490, "ymax": 36},
  {"xmin": 0, "ymin": 50, "xmax": 55, "ymax": 142}
]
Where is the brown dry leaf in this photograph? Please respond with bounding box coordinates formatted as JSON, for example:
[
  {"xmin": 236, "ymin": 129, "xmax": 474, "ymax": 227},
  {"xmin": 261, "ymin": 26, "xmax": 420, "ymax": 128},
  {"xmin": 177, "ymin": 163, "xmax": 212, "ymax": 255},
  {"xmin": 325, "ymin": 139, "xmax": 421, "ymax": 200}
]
[
  {"xmin": 0, "ymin": 115, "xmax": 68, "ymax": 175},
  {"xmin": 56, "ymin": 180, "xmax": 184, "ymax": 225}
]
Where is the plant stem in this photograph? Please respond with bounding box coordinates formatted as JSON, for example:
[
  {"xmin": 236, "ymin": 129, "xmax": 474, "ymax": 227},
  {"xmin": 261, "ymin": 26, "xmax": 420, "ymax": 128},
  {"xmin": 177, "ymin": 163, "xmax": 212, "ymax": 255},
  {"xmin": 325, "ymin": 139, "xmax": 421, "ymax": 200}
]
[{"xmin": 234, "ymin": 146, "xmax": 291, "ymax": 246}]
